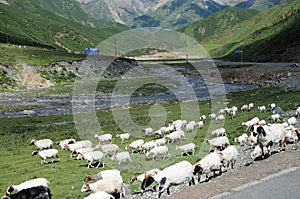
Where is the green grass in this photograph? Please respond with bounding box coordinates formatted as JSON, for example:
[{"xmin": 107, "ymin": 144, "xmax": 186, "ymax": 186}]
[{"xmin": 0, "ymin": 86, "xmax": 299, "ymax": 198}]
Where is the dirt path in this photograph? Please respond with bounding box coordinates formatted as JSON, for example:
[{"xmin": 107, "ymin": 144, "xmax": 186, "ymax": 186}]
[{"xmin": 168, "ymin": 150, "xmax": 300, "ymax": 199}]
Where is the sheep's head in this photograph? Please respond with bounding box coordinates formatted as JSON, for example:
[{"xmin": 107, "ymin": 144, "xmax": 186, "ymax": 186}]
[
  {"xmin": 130, "ymin": 176, "xmax": 137, "ymax": 184},
  {"xmin": 141, "ymin": 175, "xmax": 155, "ymax": 191},
  {"xmin": 6, "ymin": 185, "xmax": 14, "ymax": 195},
  {"xmin": 80, "ymin": 182, "xmax": 90, "ymax": 192},
  {"xmin": 30, "ymin": 139, "xmax": 36, "ymax": 145},
  {"xmin": 193, "ymin": 164, "xmax": 203, "ymax": 175},
  {"xmin": 31, "ymin": 150, "xmax": 39, "ymax": 156}
]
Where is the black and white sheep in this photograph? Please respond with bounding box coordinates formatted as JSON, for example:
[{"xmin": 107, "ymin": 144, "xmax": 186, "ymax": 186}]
[
  {"xmin": 6, "ymin": 178, "xmax": 49, "ymax": 195},
  {"xmin": 30, "ymin": 139, "xmax": 53, "ymax": 150},
  {"xmin": 32, "ymin": 149, "xmax": 60, "ymax": 164},
  {"xmin": 3, "ymin": 186, "xmax": 51, "ymax": 199}
]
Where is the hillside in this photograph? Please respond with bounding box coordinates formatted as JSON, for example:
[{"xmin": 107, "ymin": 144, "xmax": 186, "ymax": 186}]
[
  {"xmin": 201, "ymin": 0, "xmax": 300, "ymax": 62},
  {"xmin": 0, "ymin": 0, "xmax": 128, "ymax": 51},
  {"xmin": 178, "ymin": 7, "xmax": 259, "ymax": 42}
]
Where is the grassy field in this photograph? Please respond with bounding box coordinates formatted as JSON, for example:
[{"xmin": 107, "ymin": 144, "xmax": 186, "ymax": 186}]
[{"xmin": 0, "ymin": 86, "xmax": 299, "ymax": 198}]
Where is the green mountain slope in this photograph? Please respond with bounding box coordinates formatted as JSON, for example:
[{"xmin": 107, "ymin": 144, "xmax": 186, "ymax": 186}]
[
  {"xmin": 179, "ymin": 7, "xmax": 259, "ymax": 42},
  {"xmin": 201, "ymin": 0, "xmax": 300, "ymax": 61},
  {"xmin": 0, "ymin": 0, "xmax": 128, "ymax": 51}
]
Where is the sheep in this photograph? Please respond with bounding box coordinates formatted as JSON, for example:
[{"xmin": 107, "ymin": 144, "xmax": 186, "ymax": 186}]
[
  {"xmin": 217, "ymin": 145, "xmax": 238, "ymax": 171},
  {"xmin": 282, "ymin": 128, "xmax": 300, "ymax": 146},
  {"xmin": 219, "ymin": 108, "xmax": 227, "ymax": 115},
  {"xmin": 241, "ymin": 117, "xmax": 259, "ymax": 132},
  {"xmin": 269, "ymin": 114, "xmax": 281, "ymax": 123},
  {"xmin": 153, "ymin": 138, "xmax": 166, "ymax": 146},
  {"xmin": 111, "ymin": 152, "xmax": 131, "ymax": 166},
  {"xmin": 248, "ymin": 103, "xmax": 254, "ymax": 111},
  {"xmin": 258, "ymin": 106, "xmax": 266, "ymax": 113},
  {"xmin": 146, "ymin": 146, "xmax": 169, "ymax": 160},
  {"xmin": 96, "ymin": 144, "xmax": 119, "ymax": 157},
  {"xmin": 125, "ymin": 139, "xmax": 144, "ymax": 154},
  {"xmin": 296, "ymin": 107, "xmax": 300, "ymax": 118},
  {"xmin": 259, "ymin": 119, "xmax": 266, "ymax": 126},
  {"xmin": 209, "ymin": 113, "xmax": 216, "ymax": 120},
  {"xmin": 56, "ymin": 138, "xmax": 76, "ymax": 150},
  {"xmin": 251, "ymin": 145, "xmax": 269, "ymax": 160},
  {"xmin": 84, "ymin": 169, "xmax": 121, "ymax": 182},
  {"xmin": 175, "ymin": 143, "xmax": 196, "ymax": 156},
  {"xmin": 193, "ymin": 152, "xmax": 222, "ymax": 183},
  {"xmin": 197, "ymin": 121, "xmax": 204, "ymax": 129},
  {"xmin": 32, "ymin": 149, "xmax": 60, "ymax": 164},
  {"xmin": 204, "ymin": 136, "xmax": 229, "ymax": 151},
  {"xmin": 228, "ymin": 109, "xmax": 236, "ymax": 119},
  {"xmin": 172, "ymin": 120, "xmax": 186, "ymax": 130},
  {"xmin": 247, "ymin": 131, "xmax": 258, "ymax": 146},
  {"xmin": 6, "ymin": 178, "xmax": 49, "ymax": 195},
  {"xmin": 81, "ymin": 178, "xmax": 124, "ymax": 198},
  {"xmin": 216, "ymin": 114, "xmax": 225, "ymax": 123},
  {"xmin": 30, "ymin": 139, "xmax": 53, "ymax": 150},
  {"xmin": 141, "ymin": 161, "xmax": 195, "ymax": 198},
  {"xmin": 3, "ymin": 186, "xmax": 51, "ymax": 199},
  {"xmin": 116, "ymin": 133, "xmax": 130, "ymax": 144},
  {"xmin": 67, "ymin": 140, "xmax": 92, "ymax": 157},
  {"xmin": 284, "ymin": 117, "xmax": 297, "ymax": 126},
  {"xmin": 211, "ymin": 128, "xmax": 226, "ymax": 137},
  {"xmin": 152, "ymin": 127, "xmax": 167, "ymax": 137},
  {"xmin": 141, "ymin": 140, "xmax": 157, "ymax": 153},
  {"xmin": 185, "ymin": 122, "xmax": 195, "ymax": 133},
  {"xmin": 142, "ymin": 127, "xmax": 153, "ymax": 136},
  {"xmin": 75, "ymin": 147, "xmax": 94, "ymax": 158},
  {"xmin": 234, "ymin": 133, "xmax": 248, "ymax": 145},
  {"xmin": 164, "ymin": 129, "xmax": 184, "ymax": 143},
  {"xmin": 240, "ymin": 104, "xmax": 248, "ymax": 112},
  {"xmin": 77, "ymin": 151, "xmax": 104, "ymax": 168},
  {"xmin": 130, "ymin": 168, "xmax": 161, "ymax": 184},
  {"xmin": 95, "ymin": 133, "xmax": 112, "ymax": 143},
  {"xmin": 199, "ymin": 115, "xmax": 206, "ymax": 122},
  {"xmin": 83, "ymin": 191, "xmax": 115, "ymax": 199},
  {"xmin": 268, "ymin": 103, "xmax": 276, "ymax": 111}
]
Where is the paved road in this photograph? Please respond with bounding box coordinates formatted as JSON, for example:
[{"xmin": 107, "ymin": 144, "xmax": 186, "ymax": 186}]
[{"xmin": 218, "ymin": 167, "xmax": 300, "ymax": 199}]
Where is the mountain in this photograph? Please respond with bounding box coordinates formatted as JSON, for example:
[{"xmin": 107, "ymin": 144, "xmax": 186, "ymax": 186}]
[
  {"xmin": 201, "ymin": 0, "xmax": 300, "ymax": 61},
  {"xmin": 235, "ymin": 0, "xmax": 288, "ymax": 11},
  {"xmin": 0, "ymin": 0, "xmax": 128, "ymax": 51},
  {"xmin": 178, "ymin": 7, "xmax": 259, "ymax": 42}
]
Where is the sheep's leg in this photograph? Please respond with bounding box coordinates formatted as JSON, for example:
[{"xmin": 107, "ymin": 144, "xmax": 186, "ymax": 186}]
[
  {"xmin": 43, "ymin": 159, "xmax": 48, "ymax": 164},
  {"xmin": 96, "ymin": 161, "xmax": 101, "ymax": 169},
  {"xmin": 88, "ymin": 161, "xmax": 94, "ymax": 168}
]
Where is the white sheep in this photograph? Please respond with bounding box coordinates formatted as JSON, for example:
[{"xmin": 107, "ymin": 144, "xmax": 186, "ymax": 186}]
[
  {"xmin": 258, "ymin": 106, "xmax": 266, "ymax": 112},
  {"xmin": 142, "ymin": 127, "xmax": 153, "ymax": 136},
  {"xmin": 81, "ymin": 178, "xmax": 124, "ymax": 198},
  {"xmin": 84, "ymin": 191, "xmax": 115, "ymax": 199},
  {"xmin": 75, "ymin": 147, "xmax": 94, "ymax": 158},
  {"xmin": 216, "ymin": 114, "xmax": 225, "ymax": 123},
  {"xmin": 175, "ymin": 143, "xmax": 196, "ymax": 156},
  {"xmin": 130, "ymin": 168, "xmax": 161, "ymax": 184},
  {"xmin": 153, "ymin": 138, "xmax": 166, "ymax": 146},
  {"xmin": 84, "ymin": 169, "xmax": 121, "ymax": 182},
  {"xmin": 116, "ymin": 133, "xmax": 130, "ymax": 144},
  {"xmin": 32, "ymin": 149, "xmax": 60, "ymax": 164},
  {"xmin": 241, "ymin": 117, "xmax": 259, "ymax": 132},
  {"xmin": 83, "ymin": 191, "xmax": 115, "ymax": 199},
  {"xmin": 67, "ymin": 140, "xmax": 92, "ymax": 157},
  {"xmin": 283, "ymin": 128, "xmax": 299, "ymax": 146},
  {"xmin": 30, "ymin": 139, "xmax": 53, "ymax": 150},
  {"xmin": 268, "ymin": 103, "xmax": 276, "ymax": 111},
  {"xmin": 284, "ymin": 117, "xmax": 297, "ymax": 126},
  {"xmin": 240, "ymin": 104, "xmax": 248, "ymax": 112},
  {"xmin": 141, "ymin": 140, "xmax": 157, "ymax": 153},
  {"xmin": 185, "ymin": 122, "xmax": 195, "ymax": 133},
  {"xmin": 217, "ymin": 145, "xmax": 238, "ymax": 171},
  {"xmin": 193, "ymin": 152, "xmax": 222, "ymax": 183},
  {"xmin": 164, "ymin": 129, "xmax": 184, "ymax": 143},
  {"xmin": 251, "ymin": 145, "xmax": 268, "ymax": 160},
  {"xmin": 77, "ymin": 151, "xmax": 104, "ymax": 168},
  {"xmin": 296, "ymin": 107, "xmax": 300, "ymax": 118},
  {"xmin": 234, "ymin": 133, "xmax": 248, "ymax": 145},
  {"xmin": 56, "ymin": 138, "xmax": 76, "ymax": 150},
  {"xmin": 248, "ymin": 103, "xmax": 254, "ymax": 111},
  {"xmin": 125, "ymin": 139, "xmax": 144, "ymax": 154},
  {"xmin": 95, "ymin": 133, "xmax": 112, "ymax": 143},
  {"xmin": 209, "ymin": 113, "xmax": 216, "ymax": 120},
  {"xmin": 270, "ymin": 114, "xmax": 281, "ymax": 123},
  {"xmin": 211, "ymin": 128, "xmax": 226, "ymax": 137},
  {"xmin": 111, "ymin": 152, "xmax": 131, "ymax": 166},
  {"xmin": 6, "ymin": 178, "xmax": 49, "ymax": 195},
  {"xmin": 146, "ymin": 146, "xmax": 169, "ymax": 160},
  {"xmin": 154, "ymin": 161, "xmax": 195, "ymax": 198},
  {"xmin": 204, "ymin": 136, "xmax": 229, "ymax": 151},
  {"xmin": 198, "ymin": 121, "xmax": 204, "ymax": 129},
  {"xmin": 96, "ymin": 144, "xmax": 119, "ymax": 157}
]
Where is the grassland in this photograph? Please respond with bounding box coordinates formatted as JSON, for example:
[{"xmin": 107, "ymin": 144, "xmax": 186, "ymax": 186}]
[{"xmin": 0, "ymin": 86, "xmax": 299, "ymax": 198}]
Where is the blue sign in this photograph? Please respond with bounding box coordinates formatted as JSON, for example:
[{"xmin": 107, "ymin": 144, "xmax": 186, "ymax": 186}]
[{"xmin": 234, "ymin": 50, "xmax": 242, "ymax": 54}]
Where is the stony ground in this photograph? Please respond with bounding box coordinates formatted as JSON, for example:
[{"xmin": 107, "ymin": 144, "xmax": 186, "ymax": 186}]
[{"xmin": 129, "ymin": 142, "xmax": 300, "ymax": 199}]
